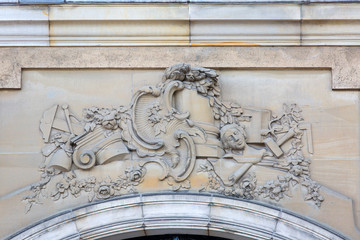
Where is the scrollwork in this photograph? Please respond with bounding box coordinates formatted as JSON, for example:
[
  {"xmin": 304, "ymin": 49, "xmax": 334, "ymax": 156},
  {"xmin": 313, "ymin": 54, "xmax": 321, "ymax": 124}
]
[{"xmin": 24, "ymin": 63, "xmax": 324, "ymax": 213}]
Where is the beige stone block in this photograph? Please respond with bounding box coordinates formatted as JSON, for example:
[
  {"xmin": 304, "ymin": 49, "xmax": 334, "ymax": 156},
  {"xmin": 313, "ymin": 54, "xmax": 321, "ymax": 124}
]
[
  {"xmin": 302, "ymin": 4, "xmax": 360, "ymax": 20},
  {"xmin": 302, "ymin": 20, "xmax": 360, "ymax": 45},
  {"xmin": 190, "ymin": 4, "xmax": 301, "ymax": 20},
  {"xmin": 73, "ymin": 196, "xmax": 143, "ymax": 239},
  {"xmin": 191, "ymin": 20, "xmax": 300, "ymax": 46},
  {"xmin": 0, "ymin": 6, "xmax": 49, "ymax": 46},
  {"xmin": 279, "ymin": 186, "xmax": 356, "ymax": 239},
  {"xmin": 49, "ymin": 5, "xmax": 189, "ymax": 46},
  {"xmin": 10, "ymin": 211, "xmax": 79, "ymax": 240},
  {"xmin": 0, "ymin": 6, "xmax": 48, "ymax": 21},
  {"xmin": 50, "ymin": 5, "xmax": 189, "ymax": 21},
  {"xmin": 311, "ymin": 160, "xmax": 360, "ymax": 205},
  {"xmin": 301, "ymin": 4, "xmax": 360, "ymax": 45},
  {"xmin": 0, "ymin": 154, "xmax": 42, "ymax": 196},
  {"xmin": 190, "ymin": 4, "xmax": 300, "ymax": 46}
]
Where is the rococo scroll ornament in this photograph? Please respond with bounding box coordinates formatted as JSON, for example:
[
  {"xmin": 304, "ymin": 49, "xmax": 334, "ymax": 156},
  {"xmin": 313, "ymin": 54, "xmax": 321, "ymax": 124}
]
[{"xmin": 23, "ymin": 63, "xmax": 323, "ymax": 213}]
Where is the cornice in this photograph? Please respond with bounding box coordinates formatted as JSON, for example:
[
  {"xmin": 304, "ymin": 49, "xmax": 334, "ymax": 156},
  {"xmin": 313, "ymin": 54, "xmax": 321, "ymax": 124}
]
[
  {"xmin": 2, "ymin": 0, "xmax": 360, "ymax": 5},
  {"xmin": 1, "ymin": 3, "xmax": 360, "ymax": 47}
]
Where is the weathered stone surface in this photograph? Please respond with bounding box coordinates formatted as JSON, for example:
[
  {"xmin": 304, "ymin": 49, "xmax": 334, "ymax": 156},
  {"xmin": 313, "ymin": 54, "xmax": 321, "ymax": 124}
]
[
  {"xmin": 0, "ymin": 6, "xmax": 49, "ymax": 46},
  {"xmin": 6, "ymin": 193, "xmax": 348, "ymax": 240},
  {"xmin": 1, "ymin": 47, "xmax": 359, "ymax": 89},
  {"xmin": 49, "ymin": 5, "xmax": 189, "ymax": 46},
  {"xmin": 1, "ymin": 4, "xmax": 360, "ymax": 46},
  {"xmin": 189, "ymin": 4, "xmax": 301, "ymax": 46},
  {"xmin": 0, "ymin": 65, "xmax": 358, "ymax": 239}
]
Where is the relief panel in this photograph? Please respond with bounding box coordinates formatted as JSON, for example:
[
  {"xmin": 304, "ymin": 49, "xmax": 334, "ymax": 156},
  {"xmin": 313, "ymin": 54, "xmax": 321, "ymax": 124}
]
[{"xmin": 0, "ymin": 65, "xmax": 359, "ymax": 239}]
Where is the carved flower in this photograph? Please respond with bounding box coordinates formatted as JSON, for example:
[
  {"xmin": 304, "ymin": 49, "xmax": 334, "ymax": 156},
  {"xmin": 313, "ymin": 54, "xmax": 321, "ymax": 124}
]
[
  {"xmin": 164, "ymin": 64, "xmax": 190, "ymax": 81},
  {"xmin": 125, "ymin": 167, "xmax": 146, "ymax": 186},
  {"xmin": 56, "ymin": 180, "xmax": 70, "ymax": 194},
  {"xmin": 51, "ymin": 179, "xmax": 70, "ymax": 201},
  {"xmin": 98, "ymin": 108, "xmax": 110, "ymax": 116},
  {"xmin": 84, "ymin": 176, "xmax": 96, "ymax": 192},
  {"xmin": 290, "ymin": 165, "xmax": 303, "ymax": 176},
  {"xmin": 114, "ymin": 106, "xmax": 128, "ymax": 120},
  {"xmin": 303, "ymin": 179, "xmax": 324, "ymax": 207},
  {"xmin": 69, "ymin": 181, "xmax": 81, "ymax": 198},
  {"xmin": 259, "ymin": 177, "xmax": 289, "ymax": 202},
  {"xmin": 83, "ymin": 109, "xmax": 95, "ymax": 122},
  {"xmin": 78, "ymin": 179, "xmax": 87, "ymax": 189},
  {"xmin": 239, "ymin": 176, "xmax": 257, "ymax": 199},
  {"xmin": 102, "ymin": 114, "xmax": 118, "ymax": 130},
  {"xmin": 167, "ymin": 177, "xmax": 191, "ymax": 191},
  {"xmin": 95, "ymin": 181, "xmax": 115, "ymax": 200},
  {"xmin": 208, "ymin": 175, "xmax": 221, "ymax": 190}
]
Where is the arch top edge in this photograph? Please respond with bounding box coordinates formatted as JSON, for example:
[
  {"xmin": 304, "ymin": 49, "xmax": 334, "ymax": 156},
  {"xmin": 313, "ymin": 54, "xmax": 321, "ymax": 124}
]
[{"xmin": 6, "ymin": 192, "xmax": 349, "ymax": 240}]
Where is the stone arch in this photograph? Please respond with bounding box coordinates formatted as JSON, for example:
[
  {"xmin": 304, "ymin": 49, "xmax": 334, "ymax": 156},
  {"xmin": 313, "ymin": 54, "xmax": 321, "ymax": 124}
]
[{"xmin": 7, "ymin": 193, "xmax": 346, "ymax": 240}]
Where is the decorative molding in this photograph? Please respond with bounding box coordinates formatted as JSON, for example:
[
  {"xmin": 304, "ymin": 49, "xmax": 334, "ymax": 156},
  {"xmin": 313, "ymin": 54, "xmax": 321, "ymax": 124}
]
[
  {"xmin": 1, "ymin": 0, "xmax": 360, "ymax": 4},
  {"xmin": 0, "ymin": 47, "xmax": 359, "ymax": 89},
  {"xmin": 0, "ymin": 6, "xmax": 49, "ymax": 46},
  {"xmin": 49, "ymin": 5, "xmax": 189, "ymax": 46},
  {"xmin": 190, "ymin": 4, "xmax": 301, "ymax": 46},
  {"xmin": 7, "ymin": 193, "xmax": 349, "ymax": 240},
  {"xmin": 1, "ymin": 4, "xmax": 360, "ymax": 46},
  {"xmin": 1, "ymin": 63, "xmax": 359, "ymax": 239},
  {"xmin": 22, "ymin": 64, "xmax": 323, "ymax": 213}
]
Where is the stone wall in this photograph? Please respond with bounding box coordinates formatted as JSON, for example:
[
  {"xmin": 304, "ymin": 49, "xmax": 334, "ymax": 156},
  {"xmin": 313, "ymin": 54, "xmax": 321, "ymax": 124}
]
[{"xmin": 0, "ymin": 2, "xmax": 359, "ymax": 240}]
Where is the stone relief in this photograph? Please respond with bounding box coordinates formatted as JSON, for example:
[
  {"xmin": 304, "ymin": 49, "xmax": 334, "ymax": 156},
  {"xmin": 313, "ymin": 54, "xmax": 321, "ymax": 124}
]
[{"xmin": 23, "ymin": 63, "xmax": 323, "ymax": 213}]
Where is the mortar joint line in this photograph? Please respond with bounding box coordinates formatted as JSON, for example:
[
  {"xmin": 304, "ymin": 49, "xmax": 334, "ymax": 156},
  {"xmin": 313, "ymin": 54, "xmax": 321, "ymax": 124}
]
[
  {"xmin": 206, "ymin": 193, "xmax": 214, "ymax": 236},
  {"xmin": 271, "ymin": 208, "xmax": 282, "ymax": 240},
  {"xmin": 139, "ymin": 193, "xmax": 146, "ymax": 236}
]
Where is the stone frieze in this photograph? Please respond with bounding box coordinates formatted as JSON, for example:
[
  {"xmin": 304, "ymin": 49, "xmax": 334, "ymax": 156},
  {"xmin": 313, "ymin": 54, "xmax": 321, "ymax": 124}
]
[{"xmin": 23, "ymin": 63, "xmax": 323, "ymax": 213}]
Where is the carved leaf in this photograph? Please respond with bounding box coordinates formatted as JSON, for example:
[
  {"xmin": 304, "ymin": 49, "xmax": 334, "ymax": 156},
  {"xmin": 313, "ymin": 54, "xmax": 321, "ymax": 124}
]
[
  {"xmin": 199, "ymin": 184, "xmax": 207, "ymax": 192},
  {"xmin": 90, "ymin": 122, "xmax": 96, "ymax": 131},
  {"xmin": 187, "ymin": 127, "xmax": 206, "ymax": 143},
  {"xmin": 52, "ymin": 192, "xmax": 60, "ymax": 201},
  {"xmin": 25, "ymin": 203, "xmax": 32, "ymax": 213},
  {"xmin": 88, "ymin": 191, "xmax": 95, "ymax": 202},
  {"xmin": 305, "ymin": 194, "xmax": 313, "ymax": 201},
  {"xmin": 182, "ymin": 180, "xmax": 191, "ymax": 189},
  {"xmin": 84, "ymin": 123, "xmax": 91, "ymax": 132},
  {"xmin": 62, "ymin": 190, "xmax": 69, "ymax": 199},
  {"xmin": 213, "ymin": 86, "xmax": 221, "ymax": 94},
  {"xmin": 154, "ymin": 123, "xmax": 166, "ymax": 136},
  {"xmin": 291, "ymin": 180, "xmax": 298, "ymax": 187},
  {"xmin": 209, "ymin": 97, "xmax": 215, "ymax": 107},
  {"xmin": 172, "ymin": 185, "xmax": 181, "ymax": 191}
]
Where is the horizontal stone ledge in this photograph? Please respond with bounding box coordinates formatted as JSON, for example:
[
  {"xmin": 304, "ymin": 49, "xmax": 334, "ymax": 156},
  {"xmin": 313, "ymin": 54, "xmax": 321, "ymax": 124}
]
[
  {"xmin": 1, "ymin": 0, "xmax": 359, "ymax": 4},
  {"xmin": 1, "ymin": 46, "xmax": 359, "ymax": 89},
  {"xmin": 1, "ymin": 4, "xmax": 360, "ymax": 46}
]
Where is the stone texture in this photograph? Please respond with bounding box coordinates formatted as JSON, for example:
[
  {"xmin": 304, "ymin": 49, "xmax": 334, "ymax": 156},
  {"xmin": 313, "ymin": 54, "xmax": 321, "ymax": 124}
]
[
  {"xmin": 0, "ymin": 4, "xmax": 360, "ymax": 46},
  {"xmin": 1, "ymin": 47, "xmax": 359, "ymax": 89},
  {"xmin": 0, "ymin": 3, "xmax": 360, "ymax": 239},
  {"xmin": 0, "ymin": 66, "xmax": 358, "ymax": 239},
  {"xmin": 49, "ymin": 5, "xmax": 189, "ymax": 46},
  {"xmin": 0, "ymin": 0, "xmax": 18, "ymax": 4},
  {"xmin": 189, "ymin": 4, "xmax": 301, "ymax": 46},
  {"xmin": 5, "ymin": 193, "xmax": 348, "ymax": 240},
  {"xmin": 0, "ymin": 6, "xmax": 49, "ymax": 46}
]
